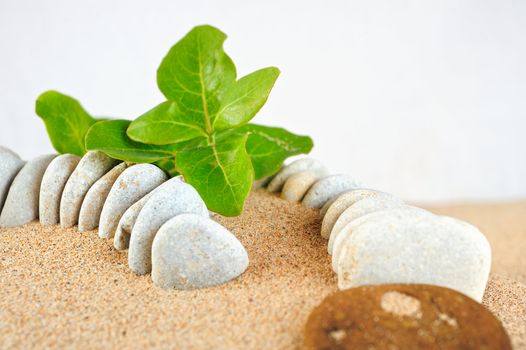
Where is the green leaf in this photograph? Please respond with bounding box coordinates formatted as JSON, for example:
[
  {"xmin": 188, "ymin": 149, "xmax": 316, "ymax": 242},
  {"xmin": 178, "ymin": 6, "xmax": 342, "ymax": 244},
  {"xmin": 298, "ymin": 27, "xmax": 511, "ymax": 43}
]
[
  {"xmin": 85, "ymin": 119, "xmax": 177, "ymax": 162},
  {"xmin": 156, "ymin": 25, "xmax": 236, "ymax": 136},
  {"xmin": 175, "ymin": 132, "xmax": 253, "ymax": 216},
  {"xmin": 127, "ymin": 101, "xmax": 208, "ymax": 145},
  {"xmin": 239, "ymin": 124, "xmax": 314, "ymax": 179},
  {"xmin": 35, "ymin": 90, "xmax": 97, "ymax": 156},
  {"xmin": 214, "ymin": 67, "xmax": 280, "ymax": 130}
]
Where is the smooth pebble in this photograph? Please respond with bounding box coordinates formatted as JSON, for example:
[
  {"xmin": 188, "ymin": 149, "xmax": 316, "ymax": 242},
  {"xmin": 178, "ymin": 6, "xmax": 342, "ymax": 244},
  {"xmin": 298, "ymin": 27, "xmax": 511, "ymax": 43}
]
[
  {"xmin": 321, "ymin": 189, "xmax": 399, "ymax": 238},
  {"xmin": 98, "ymin": 164, "xmax": 168, "ymax": 239},
  {"xmin": 331, "ymin": 206, "xmax": 431, "ymax": 272},
  {"xmin": 128, "ymin": 178, "xmax": 209, "ymax": 275},
  {"xmin": 327, "ymin": 196, "xmax": 404, "ymax": 254},
  {"xmin": 267, "ymin": 158, "xmax": 327, "ymax": 192},
  {"xmin": 281, "ymin": 171, "xmax": 321, "ymax": 202},
  {"xmin": 0, "ymin": 154, "xmax": 55, "ymax": 228},
  {"xmin": 151, "ymin": 214, "xmax": 249, "ymax": 289},
  {"xmin": 0, "ymin": 146, "xmax": 25, "ymax": 213},
  {"xmin": 78, "ymin": 163, "xmax": 127, "ymax": 232},
  {"xmin": 60, "ymin": 151, "xmax": 118, "ymax": 228},
  {"xmin": 39, "ymin": 154, "xmax": 81, "ymax": 226},
  {"xmin": 336, "ymin": 208, "xmax": 491, "ymax": 302},
  {"xmin": 302, "ymin": 174, "xmax": 363, "ymax": 209}
]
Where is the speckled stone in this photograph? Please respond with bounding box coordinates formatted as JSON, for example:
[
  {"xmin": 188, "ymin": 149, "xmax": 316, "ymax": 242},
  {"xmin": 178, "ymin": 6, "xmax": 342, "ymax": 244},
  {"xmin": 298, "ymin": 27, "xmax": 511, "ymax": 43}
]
[
  {"xmin": 302, "ymin": 174, "xmax": 363, "ymax": 209},
  {"xmin": 0, "ymin": 154, "xmax": 56, "ymax": 228},
  {"xmin": 327, "ymin": 197, "xmax": 404, "ymax": 254},
  {"xmin": 151, "ymin": 214, "xmax": 249, "ymax": 289},
  {"xmin": 77, "ymin": 163, "xmax": 127, "ymax": 232},
  {"xmin": 336, "ymin": 208, "xmax": 492, "ymax": 302},
  {"xmin": 39, "ymin": 154, "xmax": 81, "ymax": 226},
  {"xmin": 128, "ymin": 178, "xmax": 209, "ymax": 275},
  {"xmin": 113, "ymin": 177, "xmax": 184, "ymax": 250},
  {"xmin": 98, "ymin": 164, "xmax": 168, "ymax": 239},
  {"xmin": 331, "ymin": 206, "xmax": 431, "ymax": 272},
  {"xmin": 267, "ymin": 158, "xmax": 327, "ymax": 192},
  {"xmin": 60, "ymin": 151, "xmax": 118, "ymax": 228},
  {"xmin": 320, "ymin": 189, "xmax": 399, "ymax": 238},
  {"xmin": 281, "ymin": 171, "xmax": 321, "ymax": 202},
  {"xmin": 304, "ymin": 284, "xmax": 511, "ymax": 350},
  {"xmin": 0, "ymin": 146, "xmax": 25, "ymax": 213}
]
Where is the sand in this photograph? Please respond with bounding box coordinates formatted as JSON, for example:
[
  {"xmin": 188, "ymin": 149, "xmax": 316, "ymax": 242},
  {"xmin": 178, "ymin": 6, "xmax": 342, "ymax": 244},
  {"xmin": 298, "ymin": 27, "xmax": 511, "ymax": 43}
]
[{"xmin": 0, "ymin": 190, "xmax": 524, "ymax": 349}]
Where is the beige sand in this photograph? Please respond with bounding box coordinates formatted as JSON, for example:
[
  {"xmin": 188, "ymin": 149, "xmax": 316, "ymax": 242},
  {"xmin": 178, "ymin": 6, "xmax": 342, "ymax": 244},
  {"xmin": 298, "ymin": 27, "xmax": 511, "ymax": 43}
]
[{"xmin": 0, "ymin": 191, "xmax": 524, "ymax": 349}]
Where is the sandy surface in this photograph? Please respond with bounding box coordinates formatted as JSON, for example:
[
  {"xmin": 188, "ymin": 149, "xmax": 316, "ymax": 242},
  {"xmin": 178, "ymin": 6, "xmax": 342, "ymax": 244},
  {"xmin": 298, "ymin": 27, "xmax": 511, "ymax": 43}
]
[{"xmin": 0, "ymin": 191, "xmax": 524, "ymax": 349}]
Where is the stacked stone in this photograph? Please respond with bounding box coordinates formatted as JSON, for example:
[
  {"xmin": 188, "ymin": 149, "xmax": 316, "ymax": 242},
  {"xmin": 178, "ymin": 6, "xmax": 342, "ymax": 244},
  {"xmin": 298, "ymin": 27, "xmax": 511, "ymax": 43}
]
[
  {"xmin": 0, "ymin": 147, "xmax": 248, "ymax": 290},
  {"xmin": 261, "ymin": 157, "xmax": 491, "ymax": 302}
]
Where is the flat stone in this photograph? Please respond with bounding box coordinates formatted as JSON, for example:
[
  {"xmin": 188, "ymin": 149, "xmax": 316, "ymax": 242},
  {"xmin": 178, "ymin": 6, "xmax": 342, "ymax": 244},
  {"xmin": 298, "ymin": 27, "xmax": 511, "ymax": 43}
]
[
  {"xmin": 281, "ymin": 171, "xmax": 321, "ymax": 202},
  {"xmin": 78, "ymin": 163, "xmax": 127, "ymax": 232},
  {"xmin": 327, "ymin": 196, "xmax": 404, "ymax": 254},
  {"xmin": 151, "ymin": 214, "xmax": 249, "ymax": 289},
  {"xmin": 98, "ymin": 164, "xmax": 168, "ymax": 239},
  {"xmin": 0, "ymin": 154, "xmax": 56, "ymax": 228},
  {"xmin": 60, "ymin": 151, "xmax": 118, "ymax": 228},
  {"xmin": 113, "ymin": 177, "xmax": 183, "ymax": 250},
  {"xmin": 128, "ymin": 178, "xmax": 209, "ymax": 275},
  {"xmin": 39, "ymin": 154, "xmax": 81, "ymax": 226},
  {"xmin": 302, "ymin": 174, "xmax": 363, "ymax": 209},
  {"xmin": 304, "ymin": 284, "xmax": 511, "ymax": 350},
  {"xmin": 320, "ymin": 189, "xmax": 399, "ymax": 238},
  {"xmin": 336, "ymin": 208, "xmax": 492, "ymax": 302},
  {"xmin": 0, "ymin": 146, "xmax": 25, "ymax": 213},
  {"xmin": 331, "ymin": 206, "xmax": 432, "ymax": 272},
  {"xmin": 267, "ymin": 158, "xmax": 327, "ymax": 192}
]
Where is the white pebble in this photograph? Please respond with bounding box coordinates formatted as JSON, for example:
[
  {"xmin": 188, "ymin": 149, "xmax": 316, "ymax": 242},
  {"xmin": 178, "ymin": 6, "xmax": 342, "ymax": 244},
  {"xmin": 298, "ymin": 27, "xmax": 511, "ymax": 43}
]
[
  {"xmin": 302, "ymin": 174, "xmax": 363, "ymax": 209},
  {"xmin": 267, "ymin": 158, "xmax": 327, "ymax": 192},
  {"xmin": 98, "ymin": 164, "xmax": 168, "ymax": 239},
  {"xmin": 128, "ymin": 178, "xmax": 209, "ymax": 275},
  {"xmin": 78, "ymin": 163, "xmax": 127, "ymax": 232},
  {"xmin": 336, "ymin": 208, "xmax": 491, "ymax": 302},
  {"xmin": 152, "ymin": 214, "xmax": 249, "ymax": 289},
  {"xmin": 60, "ymin": 151, "xmax": 118, "ymax": 228},
  {"xmin": 320, "ymin": 189, "xmax": 398, "ymax": 238},
  {"xmin": 281, "ymin": 171, "xmax": 321, "ymax": 202},
  {"xmin": 39, "ymin": 154, "xmax": 81, "ymax": 226},
  {"xmin": 0, "ymin": 154, "xmax": 55, "ymax": 228},
  {"xmin": 328, "ymin": 197, "xmax": 404, "ymax": 256},
  {"xmin": 0, "ymin": 146, "xmax": 25, "ymax": 213}
]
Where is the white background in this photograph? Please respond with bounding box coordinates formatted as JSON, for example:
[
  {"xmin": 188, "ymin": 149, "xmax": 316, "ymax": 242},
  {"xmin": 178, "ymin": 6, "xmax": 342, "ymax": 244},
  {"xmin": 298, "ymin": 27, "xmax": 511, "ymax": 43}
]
[{"xmin": 0, "ymin": 0, "xmax": 525, "ymax": 203}]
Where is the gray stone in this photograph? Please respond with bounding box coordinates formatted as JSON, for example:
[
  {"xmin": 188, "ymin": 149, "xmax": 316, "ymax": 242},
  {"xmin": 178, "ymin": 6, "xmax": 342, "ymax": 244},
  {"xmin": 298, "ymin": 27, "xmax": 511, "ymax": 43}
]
[
  {"xmin": 0, "ymin": 146, "xmax": 25, "ymax": 213},
  {"xmin": 281, "ymin": 171, "xmax": 321, "ymax": 202},
  {"xmin": 128, "ymin": 178, "xmax": 209, "ymax": 275},
  {"xmin": 113, "ymin": 177, "xmax": 183, "ymax": 250},
  {"xmin": 151, "ymin": 214, "xmax": 249, "ymax": 289},
  {"xmin": 267, "ymin": 158, "xmax": 327, "ymax": 192},
  {"xmin": 98, "ymin": 164, "xmax": 168, "ymax": 239},
  {"xmin": 77, "ymin": 163, "xmax": 127, "ymax": 232},
  {"xmin": 39, "ymin": 154, "xmax": 81, "ymax": 226},
  {"xmin": 331, "ymin": 206, "xmax": 430, "ymax": 272},
  {"xmin": 0, "ymin": 154, "xmax": 56, "ymax": 228},
  {"xmin": 335, "ymin": 208, "xmax": 491, "ymax": 302},
  {"xmin": 302, "ymin": 174, "xmax": 363, "ymax": 209},
  {"xmin": 60, "ymin": 151, "xmax": 118, "ymax": 228},
  {"xmin": 321, "ymin": 189, "xmax": 399, "ymax": 238},
  {"xmin": 328, "ymin": 196, "xmax": 404, "ymax": 254}
]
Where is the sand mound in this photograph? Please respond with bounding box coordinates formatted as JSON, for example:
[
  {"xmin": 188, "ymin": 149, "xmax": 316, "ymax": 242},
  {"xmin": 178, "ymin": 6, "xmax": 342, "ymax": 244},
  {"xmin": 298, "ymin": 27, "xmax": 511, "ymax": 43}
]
[{"xmin": 0, "ymin": 191, "xmax": 524, "ymax": 349}]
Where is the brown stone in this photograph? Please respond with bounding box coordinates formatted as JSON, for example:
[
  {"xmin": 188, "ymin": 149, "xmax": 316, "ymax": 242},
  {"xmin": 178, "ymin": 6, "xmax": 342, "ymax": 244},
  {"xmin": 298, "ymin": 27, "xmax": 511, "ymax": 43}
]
[{"xmin": 304, "ymin": 284, "xmax": 511, "ymax": 350}]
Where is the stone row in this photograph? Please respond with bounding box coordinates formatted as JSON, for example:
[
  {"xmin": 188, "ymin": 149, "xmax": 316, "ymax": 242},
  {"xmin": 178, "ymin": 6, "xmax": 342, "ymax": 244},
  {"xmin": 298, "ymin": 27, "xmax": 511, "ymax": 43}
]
[
  {"xmin": 260, "ymin": 157, "xmax": 491, "ymax": 302},
  {"xmin": 0, "ymin": 147, "xmax": 248, "ymax": 290}
]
